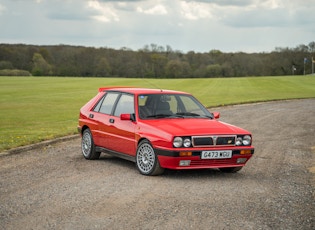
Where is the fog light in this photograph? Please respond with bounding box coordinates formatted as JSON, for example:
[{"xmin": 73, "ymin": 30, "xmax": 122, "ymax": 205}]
[
  {"xmin": 179, "ymin": 160, "xmax": 191, "ymax": 166},
  {"xmin": 179, "ymin": 151, "xmax": 192, "ymax": 157},
  {"xmin": 236, "ymin": 158, "xmax": 247, "ymax": 164}
]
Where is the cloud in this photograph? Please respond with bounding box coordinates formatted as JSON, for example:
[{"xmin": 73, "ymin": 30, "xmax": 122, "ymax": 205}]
[
  {"xmin": 87, "ymin": 0, "xmax": 120, "ymax": 22},
  {"xmin": 184, "ymin": 0, "xmax": 253, "ymax": 7},
  {"xmin": 220, "ymin": 0, "xmax": 315, "ymax": 29},
  {"xmin": 98, "ymin": 0, "xmax": 144, "ymax": 2},
  {"xmin": 0, "ymin": 0, "xmax": 314, "ymax": 52},
  {"xmin": 0, "ymin": 4, "xmax": 7, "ymax": 14},
  {"xmin": 37, "ymin": 0, "xmax": 91, "ymax": 21},
  {"xmin": 137, "ymin": 4, "xmax": 167, "ymax": 15},
  {"xmin": 180, "ymin": 1, "xmax": 213, "ymax": 20}
]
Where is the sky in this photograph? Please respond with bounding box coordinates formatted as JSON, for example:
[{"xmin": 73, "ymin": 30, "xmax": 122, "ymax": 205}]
[{"xmin": 0, "ymin": 0, "xmax": 314, "ymax": 53}]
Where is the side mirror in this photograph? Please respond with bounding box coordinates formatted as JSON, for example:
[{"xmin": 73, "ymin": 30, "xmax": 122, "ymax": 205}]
[
  {"xmin": 212, "ymin": 112, "xmax": 220, "ymax": 119},
  {"xmin": 120, "ymin": 113, "xmax": 136, "ymax": 121}
]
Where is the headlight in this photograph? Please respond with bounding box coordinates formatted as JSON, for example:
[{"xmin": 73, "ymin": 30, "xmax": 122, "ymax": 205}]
[
  {"xmin": 236, "ymin": 135, "xmax": 252, "ymax": 146},
  {"xmin": 183, "ymin": 138, "xmax": 191, "ymax": 147},
  {"xmin": 236, "ymin": 137, "xmax": 243, "ymax": 146},
  {"xmin": 173, "ymin": 137, "xmax": 183, "ymax": 148},
  {"xmin": 173, "ymin": 137, "xmax": 191, "ymax": 148},
  {"xmin": 242, "ymin": 135, "xmax": 251, "ymax": 146}
]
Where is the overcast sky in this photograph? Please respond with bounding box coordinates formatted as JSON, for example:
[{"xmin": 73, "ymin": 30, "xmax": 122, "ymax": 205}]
[{"xmin": 0, "ymin": 0, "xmax": 314, "ymax": 53}]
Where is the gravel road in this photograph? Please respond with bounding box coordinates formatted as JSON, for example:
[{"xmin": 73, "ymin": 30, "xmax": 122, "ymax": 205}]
[{"xmin": 1, "ymin": 99, "xmax": 314, "ymax": 230}]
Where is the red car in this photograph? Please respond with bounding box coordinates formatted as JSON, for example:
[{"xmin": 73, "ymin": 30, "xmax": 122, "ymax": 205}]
[{"xmin": 78, "ymin": 87, "xmax": 254, "ymax": 176}]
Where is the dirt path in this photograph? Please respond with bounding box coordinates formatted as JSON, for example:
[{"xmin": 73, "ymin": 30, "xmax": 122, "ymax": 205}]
[{"xmin": 1, "ymin": 99, "xmax": 314, "ymax": 230}]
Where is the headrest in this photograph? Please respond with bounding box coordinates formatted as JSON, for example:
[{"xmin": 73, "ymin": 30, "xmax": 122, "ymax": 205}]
[{"xmin": 157, "ymin": 102, "xmax": 170, "ymax": 110}]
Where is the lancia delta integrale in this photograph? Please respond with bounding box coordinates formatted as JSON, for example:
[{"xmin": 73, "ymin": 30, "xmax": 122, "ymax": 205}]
[{"xmin": 78, "ymin": 87, "xmax": 254, "ymax": 176}]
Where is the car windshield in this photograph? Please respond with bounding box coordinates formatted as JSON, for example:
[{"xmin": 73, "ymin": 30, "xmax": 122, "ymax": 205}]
[{"xmin": 138, "ymin": 94, "xmax": 213, "ymax": 119}]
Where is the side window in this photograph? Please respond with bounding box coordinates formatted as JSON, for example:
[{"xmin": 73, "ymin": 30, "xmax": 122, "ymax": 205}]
[
  {"xmin": 113, "ymin": 94, "xmax": 134, "ymax": 116},
  {"xmin": 94, "ymin": 92, "xmax": 119, "ymax": 114},
  {"xmin": 138, "ymin": 95, "xmax": 153, "ymax": 118}
]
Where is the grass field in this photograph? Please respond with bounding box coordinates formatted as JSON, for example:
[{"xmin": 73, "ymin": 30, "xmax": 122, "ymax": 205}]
[{"xmin": 1, "ymin": 75, "xmax": 315, "ymax": 151}]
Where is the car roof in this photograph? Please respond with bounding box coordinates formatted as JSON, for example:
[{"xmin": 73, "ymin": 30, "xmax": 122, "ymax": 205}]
[{"xmin": 99, "ymin": 87, "xmax": 190, "ymax": 95}]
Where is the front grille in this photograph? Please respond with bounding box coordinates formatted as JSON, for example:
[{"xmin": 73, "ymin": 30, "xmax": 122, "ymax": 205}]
[
  {"xmin": 192, "ymin": 135, "xmax": 236, "ymax": 147},
  {"xmin": 193, "ymin": 137, "xmax": 213, "ymax": 146},
  {"xmin": 216, "ymin": 136, "xmax": 235, "ymax": 145}
]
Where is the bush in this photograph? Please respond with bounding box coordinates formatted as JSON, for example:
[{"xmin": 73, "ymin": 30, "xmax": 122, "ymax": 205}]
[{"xmin": 0, "ymin": 69, "xmax": 32, "ymax": 76}]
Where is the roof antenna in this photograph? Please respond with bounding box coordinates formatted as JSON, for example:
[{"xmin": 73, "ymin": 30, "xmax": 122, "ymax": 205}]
[{"xmin": 142, "ymin": 77, "xmax": 163, "ymax": 92}]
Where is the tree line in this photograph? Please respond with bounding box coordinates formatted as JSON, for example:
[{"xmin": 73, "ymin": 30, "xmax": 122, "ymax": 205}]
[{"xmin": 0, "ymin": 42, "xmax": 314, "ymax": 78}]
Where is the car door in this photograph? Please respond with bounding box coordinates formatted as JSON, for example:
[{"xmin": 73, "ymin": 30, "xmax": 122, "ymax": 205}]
[
  {"xmin": 106, "ymin": 93, "xmax": 137, "ymax": 156},
  {"xmin": 91, "ymin": 92, "xmax": 120, "ymax": 148}
]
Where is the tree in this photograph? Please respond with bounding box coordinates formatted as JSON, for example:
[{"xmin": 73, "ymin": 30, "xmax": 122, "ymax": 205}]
[
  {"xmin": 151, "ymin": 53, "xmax": 167, "ymax": 78},
  {"xmin": 205, "ymin": 64, "xmax": 222, "ymax": 77},
  {"xmin": 32, "ymin": 53, "xmax": 52, "ymax": 76},
  {"xmin": 166, "ymin": 60, "xmax": 181, "ymax": 78},
  {"xmin": 0, "ymin": 61, "xmax": 13, "ymax": 69},
  {"xmin": 181, "ymin": 61, "xmax": 192, "ymax": 78},
  {"xmin": 1, "ymin": 41, "xmax": 315, "ymax": 78},
  {"xmin": 95, "ymin": 57, "xmax": 111, "ymax": 77},
  {"xmin": 308, "ymin": 41, "xmax": 315, "ymax": 53}
]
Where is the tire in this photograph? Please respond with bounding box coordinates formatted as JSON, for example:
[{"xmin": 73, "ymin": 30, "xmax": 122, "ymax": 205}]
[
  {"xmin": 81, "ymin": 128, "xmax": 100, "ymax": 160},
  {"xmin": 219, "ymin": 166, "xmax": 243, "ymax": 173},
  {"xmin": 136, "ymin": 140, "xmax": 164, "ymax": 176}
]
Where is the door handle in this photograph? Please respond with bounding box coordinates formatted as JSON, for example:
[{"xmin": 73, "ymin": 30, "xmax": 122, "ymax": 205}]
[{"xmin": 109, "ymin": 118, "xmax": 115, "ymax": 123}]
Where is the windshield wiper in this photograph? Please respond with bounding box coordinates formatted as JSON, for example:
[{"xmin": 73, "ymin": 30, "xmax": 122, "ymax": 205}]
[
  {"xmin": 176, "ymin": 112, "xmax": 213, "ymax": 119},
  {"xmin": 176, "ymin": 112, "xmax": 200, "ymax": 117},
  {"xmin": 147, "ymin": 114, "xmax": 173, "ymax": 118},
  {"xmin": 146, "ymin": 113, "xmax": 213, "ymax": 119}
]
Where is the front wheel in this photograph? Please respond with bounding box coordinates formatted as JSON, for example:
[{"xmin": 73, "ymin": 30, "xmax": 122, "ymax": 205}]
[
  {"xmin": 81, "ymin": 128, "xmax": 100, "ymax": 160},
  {"xmin": 219, "ymin": 166, "xmax": 243, "ymax": 173},
  {"xmin": 136, "ymin": 140, "xmax": 164, "ymax": 176}
]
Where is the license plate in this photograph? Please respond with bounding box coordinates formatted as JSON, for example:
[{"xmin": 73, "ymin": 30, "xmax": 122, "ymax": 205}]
[{"xmin": 201, "ymin": 150, "xmax": 232, "ymax": 159}]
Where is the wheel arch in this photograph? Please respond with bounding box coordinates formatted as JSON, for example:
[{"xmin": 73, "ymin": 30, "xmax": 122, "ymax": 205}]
[
  {"xmin": 137, "ymin": 137, "xmax": 149, "ymax": 146},
  {"xmin": 80, "ymin": 125, "xmax": 90, "ymax": 135}
]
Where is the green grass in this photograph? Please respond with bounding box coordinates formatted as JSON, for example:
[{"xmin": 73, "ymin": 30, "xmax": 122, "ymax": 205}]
[{"xmin": 1, "ymin": 76, "xmax": 315, "ymax": 151}]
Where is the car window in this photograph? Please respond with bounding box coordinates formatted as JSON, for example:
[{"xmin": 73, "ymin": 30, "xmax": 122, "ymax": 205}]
[
  {"xmin": 113, "ymin": 94, "xmax": 134, "ymax": 116},
  {"xmin": 94, "ymin": 92, "xmax": 119, "ymax": 114},
  {"xmin": 138, "ymin": 94, "xmax": 177, "ymax": 118},
  {"xmin": 167, "ymin": 95, "xmax": 178, "ymax": 113},
  {"xmin": 138, "ymin": 94, "xmax": 212, "ymax": 119},
  {"xmin": 180, "ymin": 95, "xmax": 205, "ymax": 114}
]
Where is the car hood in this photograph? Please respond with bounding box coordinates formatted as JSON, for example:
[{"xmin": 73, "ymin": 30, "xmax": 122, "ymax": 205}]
[{"xmin": 142, "ymin": 118, "xmax": 249, "ymax": 136}]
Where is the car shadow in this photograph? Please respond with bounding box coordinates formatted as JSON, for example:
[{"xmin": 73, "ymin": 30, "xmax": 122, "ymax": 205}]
[
  {"xmin": 98, "ymin": 153, "xmax": 135, "ymax": 168},
  {"xmin": 162, "ymin": 168, "xmax": 244, "ymax": 179},
  {"xmin": 97, "ymin": 153, "xmax": 244, "ymax": 179}
]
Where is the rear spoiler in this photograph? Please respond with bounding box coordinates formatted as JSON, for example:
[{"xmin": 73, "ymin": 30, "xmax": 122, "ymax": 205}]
[{"xmin": 98, "ymin": 86, "xmax": 135, "ymax": 92}]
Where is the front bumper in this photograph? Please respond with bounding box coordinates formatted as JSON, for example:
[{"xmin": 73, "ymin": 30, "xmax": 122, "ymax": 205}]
[{"xmin": 155, "ymin": 148, "xmax": 254, "ymax": 170}]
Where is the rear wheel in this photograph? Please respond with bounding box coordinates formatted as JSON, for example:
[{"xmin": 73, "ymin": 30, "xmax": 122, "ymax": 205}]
[
  {"xmin": 136, "ymin": 140, "xmax": 164, "ymax": 176},
  {"xmin": 219, "ymin": 166, "xmax": 243, "ymax": 173},
  {"xmin": 81, "ymin": 128, "xmax": 100, "ymax": 160}
]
